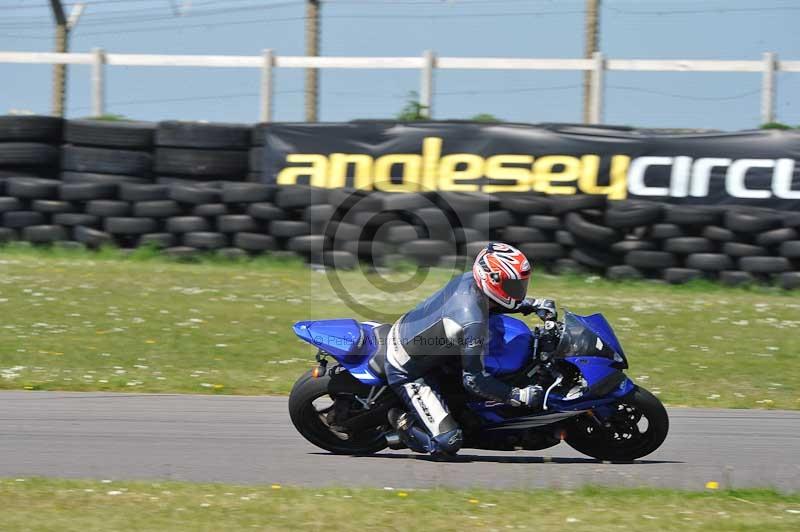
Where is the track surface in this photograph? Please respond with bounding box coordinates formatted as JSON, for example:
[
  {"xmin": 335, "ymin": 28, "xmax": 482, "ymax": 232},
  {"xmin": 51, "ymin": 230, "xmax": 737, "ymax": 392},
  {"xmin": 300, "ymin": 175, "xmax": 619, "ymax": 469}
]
[{"xmin": 1, "ymin": 391, "xmax": 798, "ymax": 490}]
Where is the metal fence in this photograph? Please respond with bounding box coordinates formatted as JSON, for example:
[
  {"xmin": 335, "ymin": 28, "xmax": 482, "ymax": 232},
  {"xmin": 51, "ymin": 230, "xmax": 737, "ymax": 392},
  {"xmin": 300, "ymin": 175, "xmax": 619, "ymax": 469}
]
[{"xmin": 1, "ymin": 49, "xmax": 798, "ymax": 124}]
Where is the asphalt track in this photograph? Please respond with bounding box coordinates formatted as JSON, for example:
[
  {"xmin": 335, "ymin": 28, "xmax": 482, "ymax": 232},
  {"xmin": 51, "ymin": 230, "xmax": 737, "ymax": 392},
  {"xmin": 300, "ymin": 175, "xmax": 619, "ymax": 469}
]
[{"xmin": 1, "ymin": 391, "xmax": 798, "ymax": 490}]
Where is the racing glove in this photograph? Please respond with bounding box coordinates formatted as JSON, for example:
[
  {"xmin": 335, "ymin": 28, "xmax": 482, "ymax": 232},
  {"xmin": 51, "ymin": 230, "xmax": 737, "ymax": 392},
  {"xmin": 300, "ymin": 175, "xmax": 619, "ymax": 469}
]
[
  {"xmin": 508, "ymin": 384, "xmax": 544, "ymax": 409},
  {"xmin": 518, "ymin": 298, "xmax": 557, "ymax": 321}
]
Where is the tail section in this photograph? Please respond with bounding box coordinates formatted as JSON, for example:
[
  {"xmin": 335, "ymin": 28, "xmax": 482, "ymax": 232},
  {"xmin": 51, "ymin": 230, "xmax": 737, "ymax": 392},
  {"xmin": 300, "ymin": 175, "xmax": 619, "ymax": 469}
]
[
  {"xmin": 293, "ymin": 319, "xmax": 365, "ymax": 361},
  {"xmin": 293, "ymin": 319, "xmax": 386, "ymax": 386}
]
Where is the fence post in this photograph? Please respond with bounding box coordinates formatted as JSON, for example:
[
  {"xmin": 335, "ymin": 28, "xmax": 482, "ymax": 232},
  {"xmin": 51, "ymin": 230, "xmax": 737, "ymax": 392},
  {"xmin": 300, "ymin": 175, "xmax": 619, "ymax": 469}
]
[
  {"xmin": 589, "ymin": 51, "xmax": 604, "ymax": 124},
  {"xmin": 420, "ymin": 50, "xmax": 435, "ymax": 118},
  {"xmin": 91, "ymin": 47, "xmax": 106, "ymax": 117},
  {"xmin": 260, "ymin": 49, "xmax": 274, "ymax": 122},
  {"xmin": 761, "ymin": 51, "xmax": 776, "ymax": 125}
]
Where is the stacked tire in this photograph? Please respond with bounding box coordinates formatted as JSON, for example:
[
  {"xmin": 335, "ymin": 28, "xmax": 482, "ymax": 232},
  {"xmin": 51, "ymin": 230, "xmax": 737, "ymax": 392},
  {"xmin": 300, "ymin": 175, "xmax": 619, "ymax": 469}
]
[
  {"xmin": 1, "ymin": 176, "xmax": 67, "ymax": 244},
  {"xmin": 1, "ymin": 179, "xmax": 800, "ymax": 288},
  {"xmin": 0, "ymin": 115, "xmax": 62, "ymax": 181},
  {"xmin": 721, "ymin": 208, "xmax": 797, "ymax": 288},
  {"xmin": 608, "ymin": 203, "xmax": 800, "ymax": 286},
  {"xmin": 154, "ymin": 121, "xmax": 250, "ymax": 183},
  {"xmin": 61, "ymin": 119, "xmax": 156, "ymax": 186},
  {"xmin": 1, "ymin": 114, "xmax": 799, "ymax": 289}
]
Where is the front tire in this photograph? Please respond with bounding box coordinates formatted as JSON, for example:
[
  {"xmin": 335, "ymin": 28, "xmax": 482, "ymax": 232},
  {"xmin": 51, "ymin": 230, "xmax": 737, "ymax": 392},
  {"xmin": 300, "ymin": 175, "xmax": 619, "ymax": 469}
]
[
  {"xmin": 565, "ymin": 386, "xmax": 669, "ymax": 461},
  {"xmin": 288, "ymin": 369, "xmax": 388, "ymax": 455}
]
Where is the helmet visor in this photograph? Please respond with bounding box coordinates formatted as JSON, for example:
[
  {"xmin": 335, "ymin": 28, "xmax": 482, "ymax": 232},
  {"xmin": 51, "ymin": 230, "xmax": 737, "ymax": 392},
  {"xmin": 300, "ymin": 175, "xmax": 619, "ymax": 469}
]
[{"xmin": 502, "ymin": 278, "xmax": 528, "ymax": 300}]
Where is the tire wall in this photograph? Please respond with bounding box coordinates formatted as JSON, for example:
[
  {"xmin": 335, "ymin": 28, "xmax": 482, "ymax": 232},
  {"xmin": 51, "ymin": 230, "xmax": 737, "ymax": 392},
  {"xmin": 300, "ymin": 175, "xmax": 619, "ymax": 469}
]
[{"xmin": 0, "ymin": 116, "xmax": 799, "ymax": 289}]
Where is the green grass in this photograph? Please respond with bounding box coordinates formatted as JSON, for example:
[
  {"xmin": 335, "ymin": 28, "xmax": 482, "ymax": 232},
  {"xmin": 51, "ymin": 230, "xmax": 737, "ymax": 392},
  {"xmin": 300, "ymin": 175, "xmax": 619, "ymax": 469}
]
[
  {"xmin": 0, "ymin": 244, "xmax": 798, "ymax": 408},
  {"xmin": 1, "ymin": 478, "xmax": 798, "ymax": 532}
]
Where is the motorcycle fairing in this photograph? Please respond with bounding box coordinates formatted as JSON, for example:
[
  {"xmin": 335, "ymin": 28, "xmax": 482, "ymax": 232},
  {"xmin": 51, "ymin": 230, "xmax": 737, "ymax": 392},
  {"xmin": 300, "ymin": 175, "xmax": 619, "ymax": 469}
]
[
  {"xmin": 470, "ymin": 378, "xmax": 635, "ymax": 428},
  {"xmin": 559, "ymin": 312, "xmax": 628, "ymax": 369},
  {"xmin": 576, "ymin": 313, "xmax": 624, "ymax": 356},
  {"xmin": 469, "ymin": 355, "xmax": 635, "ymax": 427},
  {"xmin": 485, "ymin": 410, "xmax": 587, "ymax": 430}
]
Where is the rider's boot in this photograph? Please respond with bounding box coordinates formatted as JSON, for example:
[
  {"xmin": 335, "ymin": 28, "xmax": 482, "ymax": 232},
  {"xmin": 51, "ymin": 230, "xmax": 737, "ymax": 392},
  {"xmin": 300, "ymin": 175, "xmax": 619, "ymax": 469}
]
[
  {"xmin": 387, "ymin": 408, "xmax": 432, "ymax": 454},
  {"xmin": 385, "ymin": 408, "xmax": 405, "ymax": 449}
]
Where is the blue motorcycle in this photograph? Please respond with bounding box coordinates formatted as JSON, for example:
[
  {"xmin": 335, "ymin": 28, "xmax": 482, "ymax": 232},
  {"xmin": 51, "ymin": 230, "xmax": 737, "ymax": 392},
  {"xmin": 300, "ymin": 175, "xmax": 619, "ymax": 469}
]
[{"xmin": 289, "ymin": 310, "xmax": 669, "ymax": 461}]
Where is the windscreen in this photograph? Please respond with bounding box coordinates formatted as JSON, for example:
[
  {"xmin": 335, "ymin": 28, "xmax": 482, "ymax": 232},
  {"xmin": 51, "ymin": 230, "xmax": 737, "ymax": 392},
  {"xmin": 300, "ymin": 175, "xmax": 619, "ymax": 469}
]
[{"xmin": 553, "ymin": 312, "xmax": 621, "ymax": 359}]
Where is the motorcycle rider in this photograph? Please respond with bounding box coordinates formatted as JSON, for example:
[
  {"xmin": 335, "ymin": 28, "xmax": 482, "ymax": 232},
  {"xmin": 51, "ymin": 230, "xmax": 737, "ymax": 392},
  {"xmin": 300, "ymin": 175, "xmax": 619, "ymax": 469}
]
[{"xmin": 385, "ymin": 242, "xmax": 557, "ymax": 456}]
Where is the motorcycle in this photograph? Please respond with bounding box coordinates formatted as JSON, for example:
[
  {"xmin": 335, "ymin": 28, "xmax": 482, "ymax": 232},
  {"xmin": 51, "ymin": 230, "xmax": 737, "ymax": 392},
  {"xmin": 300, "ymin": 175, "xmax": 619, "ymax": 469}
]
[{"xmin": 288, "ymin": 309, "xmax": 669, "ymax": 461}]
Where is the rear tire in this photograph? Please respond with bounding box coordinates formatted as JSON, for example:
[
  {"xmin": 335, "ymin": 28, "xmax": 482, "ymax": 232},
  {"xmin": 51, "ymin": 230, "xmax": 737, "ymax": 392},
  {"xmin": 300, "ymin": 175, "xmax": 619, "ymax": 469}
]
[
  {"xmin": 288, "ymin": 369, "xmax": 388, "ymax": 455},
  {"xmin": 565, "ymin": 386, "xmax": 668, "ymax": 461}
]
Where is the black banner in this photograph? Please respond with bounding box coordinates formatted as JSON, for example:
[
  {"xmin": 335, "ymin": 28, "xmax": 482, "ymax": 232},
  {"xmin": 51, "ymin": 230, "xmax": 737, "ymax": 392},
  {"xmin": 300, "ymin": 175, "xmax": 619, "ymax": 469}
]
[{"xmin": 261, "ymin": 121, "xmax": 800, "ymax": 209}]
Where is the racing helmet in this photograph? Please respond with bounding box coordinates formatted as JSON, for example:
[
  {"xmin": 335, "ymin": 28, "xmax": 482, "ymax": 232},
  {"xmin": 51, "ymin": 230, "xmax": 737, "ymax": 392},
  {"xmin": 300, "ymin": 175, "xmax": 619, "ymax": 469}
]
[{"xmin": 472, "ymin": 242, "xmax": 531, "ymax": 310}]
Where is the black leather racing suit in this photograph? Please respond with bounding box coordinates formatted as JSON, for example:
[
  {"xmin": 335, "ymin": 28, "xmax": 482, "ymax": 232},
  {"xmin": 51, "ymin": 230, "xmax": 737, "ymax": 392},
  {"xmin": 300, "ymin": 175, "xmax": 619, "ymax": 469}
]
[{"xmin": 384, "ymin": 272, "xmax": 526, "ymax": 454}]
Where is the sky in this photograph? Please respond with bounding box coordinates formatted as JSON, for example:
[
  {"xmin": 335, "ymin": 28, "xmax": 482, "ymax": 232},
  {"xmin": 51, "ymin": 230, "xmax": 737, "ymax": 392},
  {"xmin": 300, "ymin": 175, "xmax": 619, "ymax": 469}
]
[{"xmin": 1, "ymin": 0, "xmax": 799, "ymax": 130}]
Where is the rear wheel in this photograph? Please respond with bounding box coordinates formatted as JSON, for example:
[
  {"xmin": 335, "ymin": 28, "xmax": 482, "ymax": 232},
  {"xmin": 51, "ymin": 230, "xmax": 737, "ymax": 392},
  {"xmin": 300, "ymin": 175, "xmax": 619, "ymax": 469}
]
[
  {"xmin": 288, "ymin": 369, "xmax": 388, "ymax": 455},
  {"xmin": 565, "ymin": 386, "xmax": 668, "ymax": 461}
]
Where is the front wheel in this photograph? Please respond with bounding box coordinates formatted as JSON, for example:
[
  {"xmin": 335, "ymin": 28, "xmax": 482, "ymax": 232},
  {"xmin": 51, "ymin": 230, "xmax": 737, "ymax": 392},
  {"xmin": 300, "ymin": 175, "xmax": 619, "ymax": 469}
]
[
  {"xmin": 565, "ymin": 386, "xmax": 669, "ymax": 461},
  {"xmin": 288, "ymin": 369, "xmax": 388, "ymax": 455}
]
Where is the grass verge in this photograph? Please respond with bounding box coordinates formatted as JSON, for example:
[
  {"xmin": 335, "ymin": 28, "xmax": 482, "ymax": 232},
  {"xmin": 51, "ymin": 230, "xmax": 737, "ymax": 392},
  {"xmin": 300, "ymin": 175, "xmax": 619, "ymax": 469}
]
[
  {"xmin": 1, "ymin": 478, "xmax": 799, "ymax": 532},
  {"xmin": 0, "ymin": 244, "xmax": 798, "ymax": 408}
]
